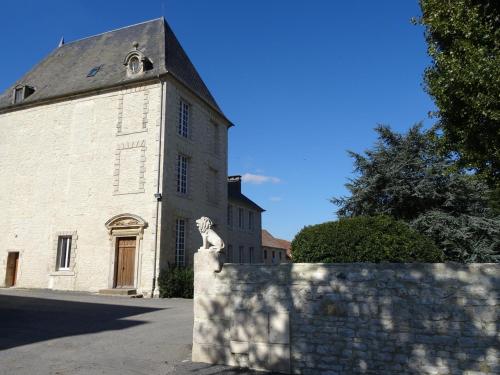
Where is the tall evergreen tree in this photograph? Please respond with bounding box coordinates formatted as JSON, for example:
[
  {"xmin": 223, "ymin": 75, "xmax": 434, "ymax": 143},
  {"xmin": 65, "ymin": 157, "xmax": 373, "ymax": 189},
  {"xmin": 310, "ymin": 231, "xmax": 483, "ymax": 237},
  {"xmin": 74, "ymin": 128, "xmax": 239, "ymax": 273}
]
[
  {"xmin": 333, "ymin": 124, "xmax": 499, "ymax": 262},
  {"xmin": 416, "ymin": 0, "xmax": 500, "ymax": 184}
]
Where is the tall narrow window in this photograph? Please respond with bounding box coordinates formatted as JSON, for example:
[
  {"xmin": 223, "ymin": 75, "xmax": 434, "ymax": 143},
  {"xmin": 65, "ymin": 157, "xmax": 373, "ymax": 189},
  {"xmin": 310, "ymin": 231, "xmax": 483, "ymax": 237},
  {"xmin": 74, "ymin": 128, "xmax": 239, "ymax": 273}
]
[
  {"xmin": 238, "ymin": 208, "xmax": 244, "ymax": 229},
  {"xmin": 227, "ymin": 244, "xmax": 233, "ymax": 262},
  {"xmin": 175, "ymin": 219, "xmax": 186, "ymax": 266},
  {"xmin": 264, "ymin": 249, "xmax": 268, "ymax": 260},
  {"xmin": 176, "ymin": 154, "xmax": 188, "ymax": 194},
  {"xmin": 249, "ymin": 247, "xmax": 254, "ymax": 264},
  {"xmin": 248, "ymin": 211, "xmax": 254, "ymax": 231},
  {"xmin": 239, "ymin": 246, "xmax": 244, "ymax": 264},
  {"xmin": 56, "ymin": 236, "xmax": 72, "ymax": 270},
  {"xmin": 178, "ymin": 99, "xmax": 189, "ymax": 138},
  {"xmin": 227, "ymin": 205, "xmax": 233, "ymax": 227}
]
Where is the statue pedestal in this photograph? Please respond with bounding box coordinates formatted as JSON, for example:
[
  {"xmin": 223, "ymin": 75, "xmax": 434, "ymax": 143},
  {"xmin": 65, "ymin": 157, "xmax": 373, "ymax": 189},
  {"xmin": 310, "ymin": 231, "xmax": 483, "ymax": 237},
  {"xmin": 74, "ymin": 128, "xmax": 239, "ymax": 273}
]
[{"xmin": 193, "ymin": 248, "xmax": 221, "ymax": 296}]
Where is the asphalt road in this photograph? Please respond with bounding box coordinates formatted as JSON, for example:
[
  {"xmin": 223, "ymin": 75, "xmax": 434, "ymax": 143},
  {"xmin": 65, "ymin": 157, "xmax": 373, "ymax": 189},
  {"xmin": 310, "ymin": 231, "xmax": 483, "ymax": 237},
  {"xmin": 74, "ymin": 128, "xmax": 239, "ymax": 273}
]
[
  {"xmin": 0, "ymin": 288, "xmax": 194, "ymax": 375},
  {"xmin": 0, "ymin": 288, "xmax": 268, "ymax": 375}
]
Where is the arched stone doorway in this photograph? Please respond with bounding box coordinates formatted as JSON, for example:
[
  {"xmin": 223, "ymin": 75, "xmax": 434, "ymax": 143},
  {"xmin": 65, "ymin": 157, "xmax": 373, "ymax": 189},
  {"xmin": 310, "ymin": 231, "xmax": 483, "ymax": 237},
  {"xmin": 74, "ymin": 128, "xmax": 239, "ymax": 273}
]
[{"xmin": 104, "ymin": 214, "xmax": 147, "ymax": 291}]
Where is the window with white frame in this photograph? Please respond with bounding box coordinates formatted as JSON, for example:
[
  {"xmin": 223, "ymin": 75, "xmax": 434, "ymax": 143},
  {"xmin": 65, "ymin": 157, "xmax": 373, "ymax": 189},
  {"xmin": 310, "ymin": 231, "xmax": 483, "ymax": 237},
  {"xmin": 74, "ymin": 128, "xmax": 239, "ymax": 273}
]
[
  {"xmin": 56, "ymin": 236, "xmax": 72, "ymax": 270},
  {"xmin": 227, "ymin": 244, "xmax": 233, "ymax": 262},
  {"xmin": 239, "ymin": 246, "xmax": 244, "ymax": 264},
  {"xmin": 178, "ymin": 99, "xmax": 189, "ymax": 138},
  {"xmin": 227, "ymin": 205, "xmax": 233, "ymax": 227},
  {"xmin": 175, "ymin": 218, "xmax": 186, "ymax": 266},
  {"xmin": 176, "ymin": 154, "xmax": 188, "ymax": 194},
  {"xmin": 248, "ymin": 211, "xmax": 254, "ymax": 231},
  {"xmin": 249, "ymin": 247, "xmax": 254, "ymax": 264},
  {"xmin": 238, "ymin": 208, "xmax": 244, "ymax": 229}
]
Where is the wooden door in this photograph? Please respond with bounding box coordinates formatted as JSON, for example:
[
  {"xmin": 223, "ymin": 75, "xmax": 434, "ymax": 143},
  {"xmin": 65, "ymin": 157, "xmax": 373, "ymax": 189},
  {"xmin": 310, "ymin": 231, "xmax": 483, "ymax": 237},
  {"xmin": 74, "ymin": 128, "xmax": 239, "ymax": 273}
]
[
  {"xmin": 5, "ymin": 252, "xmax": 19, "ymax": 287},
  {"xmin": 115, "ymin": 238, "xmax": 136, "ymax": 288}
]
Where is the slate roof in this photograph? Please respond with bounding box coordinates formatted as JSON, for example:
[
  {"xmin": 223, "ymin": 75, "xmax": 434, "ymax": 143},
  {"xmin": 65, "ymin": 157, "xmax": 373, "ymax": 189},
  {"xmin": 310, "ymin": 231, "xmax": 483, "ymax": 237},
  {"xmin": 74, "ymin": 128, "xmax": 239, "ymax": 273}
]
[
  {"xmin": 228, "ymin": 176, "xmax": 265, "ymax": 212},
  {"xmin": 0, "ymin": 18, "xmax": 225, "ymax": 118}
]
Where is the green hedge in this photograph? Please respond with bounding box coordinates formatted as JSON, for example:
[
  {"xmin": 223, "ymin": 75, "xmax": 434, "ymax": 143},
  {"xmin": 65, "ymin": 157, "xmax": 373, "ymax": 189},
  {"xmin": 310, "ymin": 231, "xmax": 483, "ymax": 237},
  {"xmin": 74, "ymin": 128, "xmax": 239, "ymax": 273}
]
[
  {"xmin": 158, "ymin": 267, "xmax": 193, "ymax": 298},
  {"xmin": 291, "ymin": 215, "xmax": 443, "ymax": 263}
]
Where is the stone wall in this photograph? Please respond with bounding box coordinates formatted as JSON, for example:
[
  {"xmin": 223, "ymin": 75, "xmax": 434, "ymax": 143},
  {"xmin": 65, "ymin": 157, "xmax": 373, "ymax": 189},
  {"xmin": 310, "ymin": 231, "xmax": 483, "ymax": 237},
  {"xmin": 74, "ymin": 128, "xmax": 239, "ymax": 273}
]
[
  {"xmin": 0, "ymin": 83, "xmax": 162, "ymax": 294},
  {"xmin": 192, "ymin": 253, "xmax": 499, "ymax": 374}
]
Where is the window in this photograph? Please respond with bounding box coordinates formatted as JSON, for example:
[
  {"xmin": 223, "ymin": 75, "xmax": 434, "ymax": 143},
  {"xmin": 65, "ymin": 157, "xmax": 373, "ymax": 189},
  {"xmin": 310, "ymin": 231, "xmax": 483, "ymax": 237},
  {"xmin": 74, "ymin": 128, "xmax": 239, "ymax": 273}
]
[
  {"xmin": 239, "ymin": 246, "xmax": 244, "ymax": 264},
  {"xmin": 248, "ymin": 211, "xmax": 254, "ymax": 231},
  {"xmin": 227, "ymin": 205, "xmax": 233, "ymax": 227},
  {"xmin": 176, "ymin": 154, "xmax": 188, "ymax": 194},
  {"xmin": 249, "ymin": 247, "xmax": 254, "ymax": 264},
  {"xmin": 279, "ymin": 251, "xmax": 282, "ymax": 260},
  {"xmin": 14, "ymin": 88, "xmax": 23, "ymax": 104},
  {"xmin": 178, "ymin": 99, "xmax": 189, "ymax": 138},
  {"xmin": 13, "ymin": 85, "xmax": 35, "ymax": 104},
  {"xmin": 56, "ymin": 236, "xmax": 72, "ymax": 270},
  {"xmin": 264, "ymin": 249, "xmax": 268, "ymax": 260},
  {"xmin": 272, "ymin": 250, "xmax": 276, "ymax": 264},
  {"xmin": 175, "ymin": 219, "xmax": 186, "ymax": 266},
  {"xmin": 87, "ymin": 65, "xmax": 102, "ymax": 77},
  {"xmin": 227, "ymin": 244, "xmax": 233, "ymax": 262},
  {"xmin": 238, "ymin": 208, "xmax": 244, "ymax": 229},
  {"xmin": 129, "ymin": 56, "xmax": 141, "ymax": 74}
]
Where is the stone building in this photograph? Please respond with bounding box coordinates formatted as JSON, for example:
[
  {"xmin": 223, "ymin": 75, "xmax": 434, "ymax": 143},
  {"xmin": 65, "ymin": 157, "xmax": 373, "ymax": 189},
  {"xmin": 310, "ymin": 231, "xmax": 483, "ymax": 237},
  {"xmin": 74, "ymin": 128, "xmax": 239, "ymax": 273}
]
[
  {"xmin": 261, "ymin": 229, "xmax": 291, "ymax": 265},
  {"xmin": 0, "ymin": 18, "xmax": 231, "ymax": 296},
  {"xmin": 226, "ymin": 176, "xmax": 264, "ymax": 264}
]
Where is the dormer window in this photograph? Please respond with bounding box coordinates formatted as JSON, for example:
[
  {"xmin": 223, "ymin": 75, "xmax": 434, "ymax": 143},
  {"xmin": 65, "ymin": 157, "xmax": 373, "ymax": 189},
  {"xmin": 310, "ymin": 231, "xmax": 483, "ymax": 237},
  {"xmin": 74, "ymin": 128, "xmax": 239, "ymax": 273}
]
[
  {"xmin": 13, "ymin": 85, "xmax": 35, "ymax": 104},
  {"xmin": 14, "ymin": 88, "xmax": 24, "ymax": 103},
  {"xmin": 129, "ymin": 56, "xmax": 141, "ymax": 74},
  {"xmin": 123, "ymin": 42, "xmax": 152, "ymax": 77}
]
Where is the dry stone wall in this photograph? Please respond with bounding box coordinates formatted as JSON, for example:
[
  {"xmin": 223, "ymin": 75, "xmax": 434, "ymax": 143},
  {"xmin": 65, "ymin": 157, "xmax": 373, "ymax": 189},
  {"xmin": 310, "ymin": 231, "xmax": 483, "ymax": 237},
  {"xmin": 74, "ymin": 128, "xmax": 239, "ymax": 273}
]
[{"xmin": 192, "ymin": 254, "xmax": 499, "ymax": 374}]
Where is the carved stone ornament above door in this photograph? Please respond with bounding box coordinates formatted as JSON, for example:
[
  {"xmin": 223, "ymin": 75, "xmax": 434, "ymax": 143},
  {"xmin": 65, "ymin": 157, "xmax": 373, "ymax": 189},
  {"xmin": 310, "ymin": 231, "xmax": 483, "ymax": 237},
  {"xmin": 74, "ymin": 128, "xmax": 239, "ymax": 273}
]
[{"xmin": 105, "ymin": 213, "xmax": 148, "ymax": 239}]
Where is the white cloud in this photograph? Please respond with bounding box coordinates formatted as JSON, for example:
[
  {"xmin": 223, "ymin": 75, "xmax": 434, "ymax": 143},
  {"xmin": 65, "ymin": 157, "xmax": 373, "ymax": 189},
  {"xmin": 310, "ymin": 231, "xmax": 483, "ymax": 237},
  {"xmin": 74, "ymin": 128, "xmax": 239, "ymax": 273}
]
[
  {"xmin": 241, "ymin": 173, "xmax": 281, "ymax": 185},
  {"xmin": 269, "ymin": 196, "xmax": 283, "ymax": 202}
]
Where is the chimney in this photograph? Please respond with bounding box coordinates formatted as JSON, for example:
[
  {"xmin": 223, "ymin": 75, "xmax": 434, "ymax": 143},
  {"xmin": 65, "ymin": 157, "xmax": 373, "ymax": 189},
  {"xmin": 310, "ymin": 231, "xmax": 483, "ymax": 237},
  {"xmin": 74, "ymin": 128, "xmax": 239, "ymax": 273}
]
[{"xmin": 228, "ymin": 175, "xmax": 242, "ymax": 195}]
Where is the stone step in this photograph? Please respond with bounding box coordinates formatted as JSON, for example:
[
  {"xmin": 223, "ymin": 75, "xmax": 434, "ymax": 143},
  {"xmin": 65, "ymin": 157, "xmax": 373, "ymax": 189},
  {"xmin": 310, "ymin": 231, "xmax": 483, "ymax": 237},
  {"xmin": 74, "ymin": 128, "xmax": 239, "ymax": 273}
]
[{"xmin": 98, "ymin": 288, "xmax": 138, "ymax": 296}]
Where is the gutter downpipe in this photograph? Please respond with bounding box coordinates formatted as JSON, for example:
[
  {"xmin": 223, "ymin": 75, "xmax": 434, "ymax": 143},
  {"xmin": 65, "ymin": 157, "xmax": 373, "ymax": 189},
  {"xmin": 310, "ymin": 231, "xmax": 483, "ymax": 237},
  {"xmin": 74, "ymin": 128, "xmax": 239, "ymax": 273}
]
[{"xmin": 152, "ymin": 77, "xmax": 166, "ymax": 297}]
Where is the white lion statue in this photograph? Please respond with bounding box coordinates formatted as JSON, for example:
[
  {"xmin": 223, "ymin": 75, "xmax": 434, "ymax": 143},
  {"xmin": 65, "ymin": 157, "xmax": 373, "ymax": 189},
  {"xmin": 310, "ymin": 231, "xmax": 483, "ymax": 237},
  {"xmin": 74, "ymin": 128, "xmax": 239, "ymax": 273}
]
[
  {"xmin": 196, "ymin": 216, "xmax": 225, "ymax": 273},
  {"xmin": 196, "ymin": 216, "xmax": 225, "ymax": 253}
]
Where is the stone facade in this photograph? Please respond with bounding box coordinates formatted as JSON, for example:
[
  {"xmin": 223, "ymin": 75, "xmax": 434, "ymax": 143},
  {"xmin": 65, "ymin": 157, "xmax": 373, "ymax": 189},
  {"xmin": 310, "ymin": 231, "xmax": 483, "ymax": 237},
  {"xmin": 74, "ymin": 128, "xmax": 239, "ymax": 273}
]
[
  {"xmin": 226, "ymin": 176, "xmax": 264, "ymax": 264},
  {"xmin": 0, "ymin": 78, "xmax": 228, "ymax": 295},
  {"xmin": 192, "ymin": 259, "xmax": 499, "ymax": 374}
]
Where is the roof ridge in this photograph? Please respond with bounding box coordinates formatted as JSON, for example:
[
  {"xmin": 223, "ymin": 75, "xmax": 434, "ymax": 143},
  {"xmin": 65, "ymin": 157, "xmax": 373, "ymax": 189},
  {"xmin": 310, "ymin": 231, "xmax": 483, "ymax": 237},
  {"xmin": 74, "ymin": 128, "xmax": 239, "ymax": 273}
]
[{"xmin": 62, "ymin": 17, "xmax": 164, "ymax": 46}]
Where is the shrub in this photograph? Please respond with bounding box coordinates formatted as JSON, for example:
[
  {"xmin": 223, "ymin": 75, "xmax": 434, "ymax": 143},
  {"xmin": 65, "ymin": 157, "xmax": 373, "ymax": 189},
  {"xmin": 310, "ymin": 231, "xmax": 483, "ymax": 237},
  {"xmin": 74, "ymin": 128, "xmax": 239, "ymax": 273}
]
[
  {"xmin": 158, "ymin": 267, "xmax": 193, "ymax": 298},
  {"xmin": 291, "ymin": 215, "xmax": 443, "ymax": 263}
]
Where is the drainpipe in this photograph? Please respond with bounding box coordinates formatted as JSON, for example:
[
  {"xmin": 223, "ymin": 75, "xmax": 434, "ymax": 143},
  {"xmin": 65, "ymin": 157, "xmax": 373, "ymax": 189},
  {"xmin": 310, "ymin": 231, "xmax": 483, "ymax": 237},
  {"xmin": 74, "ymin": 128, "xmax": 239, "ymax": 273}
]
[{"xmin": 151, "ymin": 78, "xmax": 166, "ymax": 297}]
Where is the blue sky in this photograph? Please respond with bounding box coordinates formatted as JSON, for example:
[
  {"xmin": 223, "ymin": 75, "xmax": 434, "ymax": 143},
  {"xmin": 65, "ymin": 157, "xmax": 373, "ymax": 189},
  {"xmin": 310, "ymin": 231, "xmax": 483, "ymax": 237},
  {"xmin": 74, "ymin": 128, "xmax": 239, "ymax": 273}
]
[{"xmin": 0, "ymin": 1, "xmax": 435, "ymax": 241}]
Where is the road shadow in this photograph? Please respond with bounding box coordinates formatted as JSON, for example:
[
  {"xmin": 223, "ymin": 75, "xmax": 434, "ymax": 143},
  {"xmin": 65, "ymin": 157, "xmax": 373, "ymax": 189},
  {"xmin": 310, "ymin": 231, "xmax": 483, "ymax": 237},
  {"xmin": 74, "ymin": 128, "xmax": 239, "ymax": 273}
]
[{"xmin": 0, "ymin": 293, "xmax": 166, "ymax": 350}]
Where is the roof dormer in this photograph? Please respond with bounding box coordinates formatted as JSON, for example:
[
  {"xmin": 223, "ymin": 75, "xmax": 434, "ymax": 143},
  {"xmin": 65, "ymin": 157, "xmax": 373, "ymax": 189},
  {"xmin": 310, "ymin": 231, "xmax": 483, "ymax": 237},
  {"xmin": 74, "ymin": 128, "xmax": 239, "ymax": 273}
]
[
  {"xmin": 123, "ymin": 42, "xmax": 153, "ymax": 77},
  {"xmin": 13, "ymin": 84, "xmax": 35, "ymax": 104}
]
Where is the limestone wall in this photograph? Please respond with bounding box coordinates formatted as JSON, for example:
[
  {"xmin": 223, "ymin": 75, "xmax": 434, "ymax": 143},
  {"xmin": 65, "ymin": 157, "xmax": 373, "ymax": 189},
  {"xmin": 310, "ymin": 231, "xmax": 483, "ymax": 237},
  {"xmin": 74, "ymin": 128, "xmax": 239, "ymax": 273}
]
[
  {"xmin": 159, "ymin": 78, "xmax": 229, "ymax": 269},
  {"xmin": 0, "ymin": 83, "xmax": 162, "ymax": 294},
  {"xmin": 192, "ymin": 256, "xmax": 499, "ymax": 374}
]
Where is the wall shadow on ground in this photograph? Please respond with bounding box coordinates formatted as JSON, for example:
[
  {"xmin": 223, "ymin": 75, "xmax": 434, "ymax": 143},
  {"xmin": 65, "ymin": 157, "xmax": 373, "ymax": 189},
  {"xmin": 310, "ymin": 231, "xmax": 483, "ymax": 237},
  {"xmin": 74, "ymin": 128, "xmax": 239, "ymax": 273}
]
[
  {"xmin": 193, "ymin": 261, "xmax": 499, "ymax": 374},
  {"xmin": 0, "ymin": 293, "xmax": 166, "ymax": 350}
]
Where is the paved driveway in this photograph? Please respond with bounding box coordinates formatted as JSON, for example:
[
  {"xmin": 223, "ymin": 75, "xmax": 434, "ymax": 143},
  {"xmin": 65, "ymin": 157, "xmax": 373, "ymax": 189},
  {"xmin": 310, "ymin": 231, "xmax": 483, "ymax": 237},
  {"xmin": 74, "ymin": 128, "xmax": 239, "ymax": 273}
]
[{"xmin": 0, "ymin": 288, "xmax": 193, "ymax": 375}]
